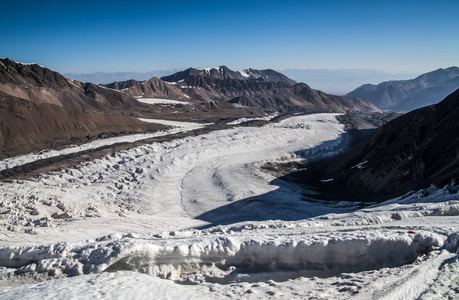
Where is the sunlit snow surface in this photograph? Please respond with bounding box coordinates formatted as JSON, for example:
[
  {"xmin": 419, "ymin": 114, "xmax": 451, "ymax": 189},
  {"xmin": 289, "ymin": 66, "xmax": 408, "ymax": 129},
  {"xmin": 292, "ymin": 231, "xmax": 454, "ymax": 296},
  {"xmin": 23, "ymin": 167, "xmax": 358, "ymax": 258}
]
[
  {"xmin": 136, "ymin": 98, "xmax": 191, "ymax": 105},
  {"xmin": 0, "ymin": 119, "xmax": 210, "ymax": 172},
  {"xmin": 226, "ymin": 113, "xmax": 279, "ymax": 125},
  {"xmin": 0, "ymin": 114, "xmax": 458, "ymax": 299}
]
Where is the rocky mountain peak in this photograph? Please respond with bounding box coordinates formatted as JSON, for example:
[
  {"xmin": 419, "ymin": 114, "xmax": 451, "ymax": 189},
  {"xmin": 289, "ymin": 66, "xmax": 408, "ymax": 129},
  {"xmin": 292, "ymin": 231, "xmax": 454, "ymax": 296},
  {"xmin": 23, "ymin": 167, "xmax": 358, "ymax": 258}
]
[
  {"xmin": 0, "ymin": 58, "xmax": 75, "ymax": 90},
  {"xmin": 161, "ymin": 65, "xmax": 297, "ymax": 85}
]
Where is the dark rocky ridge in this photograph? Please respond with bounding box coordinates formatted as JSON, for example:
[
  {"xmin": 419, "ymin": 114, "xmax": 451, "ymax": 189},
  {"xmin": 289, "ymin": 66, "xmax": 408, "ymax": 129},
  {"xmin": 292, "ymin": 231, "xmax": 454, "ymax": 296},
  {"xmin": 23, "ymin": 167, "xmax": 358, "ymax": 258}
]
[
  {"xmin": 0, "ymin": 58, "xmax": 75, "ymax": 89},
  {"xmin": 161, "ymin": 66, "xmax": 298, "ymax": 85},
  {"xmin": 0, "ymin": 58, "xmax": 159, "ymax": 115},
  {"xmin": 345, "ymin": 67, "xmax": 459, "ymax": 111},
  {"xmin": 171, "ymin": 72, "xmax": 380, "ymax": 113},
  {"xmin": 100, "ymin": 77, "xmax": 188, "ymax": 100},
  {"xmin": 289, "ymin": 88, "xmax": 459, "ymax": 201},
  {"xmin": 105, "ymin": 66, "xmax": 379, "ymax": 113}
]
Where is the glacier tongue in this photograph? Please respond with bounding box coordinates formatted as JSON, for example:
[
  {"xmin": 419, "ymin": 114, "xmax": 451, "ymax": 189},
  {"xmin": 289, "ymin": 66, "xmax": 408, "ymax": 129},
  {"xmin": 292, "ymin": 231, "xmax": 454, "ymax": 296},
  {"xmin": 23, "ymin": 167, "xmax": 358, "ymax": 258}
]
[{"xmin": 0, "ymin": 113, "xmax": 458, "ymax": 299}]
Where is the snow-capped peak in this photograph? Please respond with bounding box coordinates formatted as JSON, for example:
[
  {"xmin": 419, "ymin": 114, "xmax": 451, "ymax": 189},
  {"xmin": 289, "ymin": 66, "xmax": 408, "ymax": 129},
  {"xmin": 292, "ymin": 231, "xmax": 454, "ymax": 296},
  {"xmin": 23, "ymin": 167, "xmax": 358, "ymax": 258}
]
[{"xmin": 239, "ymin": 69, "xmax": 251, "ymax": 78}]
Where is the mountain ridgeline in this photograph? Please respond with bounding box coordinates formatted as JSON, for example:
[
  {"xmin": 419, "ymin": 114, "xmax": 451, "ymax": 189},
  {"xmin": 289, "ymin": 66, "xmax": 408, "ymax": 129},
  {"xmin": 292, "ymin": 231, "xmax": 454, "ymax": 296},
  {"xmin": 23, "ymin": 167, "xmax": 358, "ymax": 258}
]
[
  {"xmin": 345, "ymin": 67, "xmax": 459, "ymax": 111},
  {"xmin": 160, "ymin": 66, "xmax": 298, "ymax": 85},
  {"xmin": 110, "ymin": 66, "xmax": 379, "ymax": 113},
  {"xmin": 0, "ymin": 58, "xmax": 166, "ymax": 158},
  {"xmin": 0, "ymin": 59, "xmax": 380, "ymax": 158},
  {"xmin": 1, "ymin": 58, "xmax": 458, "ymax": 205}
]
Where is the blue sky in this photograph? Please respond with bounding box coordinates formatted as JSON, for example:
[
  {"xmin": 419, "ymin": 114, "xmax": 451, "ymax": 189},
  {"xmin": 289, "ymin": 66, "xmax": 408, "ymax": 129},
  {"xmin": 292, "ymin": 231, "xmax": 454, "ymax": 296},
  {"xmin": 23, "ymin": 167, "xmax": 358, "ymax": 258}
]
[{"xmin": 1, "ymin": 0, "xmax": 458, "ymax": 74}]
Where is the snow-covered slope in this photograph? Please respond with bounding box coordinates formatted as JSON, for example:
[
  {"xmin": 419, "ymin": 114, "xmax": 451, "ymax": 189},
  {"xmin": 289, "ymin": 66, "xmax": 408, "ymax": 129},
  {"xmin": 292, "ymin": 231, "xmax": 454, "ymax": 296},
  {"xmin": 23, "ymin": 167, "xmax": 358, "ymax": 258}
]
[
  {"xmin": 0, "ymin": 114, "xmax": 458, "ymax": 299},
  {"xmin": 0, "ymin": 114, "xmax": 346, "ymax": 243}
]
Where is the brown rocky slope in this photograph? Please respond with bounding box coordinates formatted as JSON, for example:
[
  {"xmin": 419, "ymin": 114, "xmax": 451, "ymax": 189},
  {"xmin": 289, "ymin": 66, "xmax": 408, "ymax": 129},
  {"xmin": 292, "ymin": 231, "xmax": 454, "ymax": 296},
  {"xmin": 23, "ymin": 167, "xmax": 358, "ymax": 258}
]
[
  {"xmin": 0, "ymin": 92, "xmax": 165, "ymax": 159},
  {"xmin": 0, "ymin": 59, "xmax": 166, "ymax": 158},
  {"xmin": 288, "ymin": 88, "xmax": 459, "ymax": 201}
]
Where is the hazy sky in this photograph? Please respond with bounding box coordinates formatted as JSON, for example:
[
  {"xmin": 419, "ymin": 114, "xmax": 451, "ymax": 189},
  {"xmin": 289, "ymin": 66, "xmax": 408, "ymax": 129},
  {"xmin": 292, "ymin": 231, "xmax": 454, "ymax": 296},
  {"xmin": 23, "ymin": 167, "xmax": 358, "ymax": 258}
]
[{"xmin": 1, "ymin": 0, "xmax": 458, "ymax": 74}]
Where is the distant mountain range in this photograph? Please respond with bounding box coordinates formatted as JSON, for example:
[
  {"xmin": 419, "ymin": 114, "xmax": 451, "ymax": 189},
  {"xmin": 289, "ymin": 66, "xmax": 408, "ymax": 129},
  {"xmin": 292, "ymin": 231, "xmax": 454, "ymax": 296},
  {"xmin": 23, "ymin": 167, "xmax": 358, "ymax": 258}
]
[
  {"xmin": 291, "ymin": 87, "xmax": 459, "ymax": 201},
  {"xmin": 345, "ymin": 67, "xmax": 459, "ymax": 111},
  {"xmin": 0, "ymin": 59, "xmax": 380, "ymax": 158},
  {"xmin": 63, "ymin": 70, "xmax": 178, "ymax": 85},
  {"xmin": 65, "ymin": 68, "xmax": 420, "ymax": 95},
  {"xmin": 3, "ymin": 58, "xmax": 458, "ymax": 202},
  {"xmin": 102, "ymin": 66, "xmax": 379, "ymax": 113},
  {"xmin": 281, "ymin": 69, "xmax": 419, "ymax": 95}
]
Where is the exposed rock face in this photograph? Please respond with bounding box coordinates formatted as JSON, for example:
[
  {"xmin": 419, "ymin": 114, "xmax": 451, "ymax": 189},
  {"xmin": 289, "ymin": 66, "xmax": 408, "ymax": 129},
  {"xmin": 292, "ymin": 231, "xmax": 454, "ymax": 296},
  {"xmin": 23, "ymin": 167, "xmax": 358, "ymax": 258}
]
[
  {"xmin": 161, "ymin": 66, "xmax": 297, "ymax": 84},
  {"xmin": 0, "ymin": 58, "xmax": 155, "ymax": 114},
  {"xmin": 345, "ymin": 67, "xmax": 459, "ymax": 111},
  {"xmin": 164, "ymin": 72, "xmax": 380, "ymax": 113},
  {"xmin": 0, "ymin": 58, "xmax": 75, "ymax": 89},
  {"xmin": 0, "ymin": 58, "xmax": 166, "ymax": 158},
  {"xmin": 105, "ymin": 66, "xmax": 378, "ymax": 113},
  {"xmin": 295, "ymin": 88, "xmax": 459, "ymax": 201}
]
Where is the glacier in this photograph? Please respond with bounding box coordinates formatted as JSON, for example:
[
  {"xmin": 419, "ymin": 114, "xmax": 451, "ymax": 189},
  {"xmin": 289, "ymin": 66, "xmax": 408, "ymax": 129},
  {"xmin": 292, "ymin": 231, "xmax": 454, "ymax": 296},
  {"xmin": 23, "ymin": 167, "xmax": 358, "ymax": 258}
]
[{"xmin": 0, "ymin": 113, "xmax": 458, "ymax": 299}]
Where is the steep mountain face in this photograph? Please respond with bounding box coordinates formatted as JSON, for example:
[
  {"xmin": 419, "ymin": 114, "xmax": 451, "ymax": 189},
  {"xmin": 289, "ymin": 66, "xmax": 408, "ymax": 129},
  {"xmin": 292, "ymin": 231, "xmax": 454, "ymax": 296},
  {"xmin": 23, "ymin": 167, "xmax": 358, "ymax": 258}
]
[
  {"xmin": 345, "ymin": 67, "xmax": 459, "ymax": 111},
  {"xmin": 0, "ymin": 58, "xmax": 95, "ymax": 111},
  {"xmin": 295, "ymin": 88, "xmax": 459, "ymax": 201},
  {"xmin": 162, "ymin": 71, "xmax": 379, "ymax": 113},
  {"xmin": 394, "ymin": 76, "xmax": 459, "ymax": 111},
  {"xmin": 0, "ymin": 58, "xmax": 76, "ymax": 90},
  {"xmin": 0, "ymin": 58, "xmax": 153, "ymax": 113},
  {"xmin": 0, "ymin": 59, "xmax": 166, "ymax": 158}
]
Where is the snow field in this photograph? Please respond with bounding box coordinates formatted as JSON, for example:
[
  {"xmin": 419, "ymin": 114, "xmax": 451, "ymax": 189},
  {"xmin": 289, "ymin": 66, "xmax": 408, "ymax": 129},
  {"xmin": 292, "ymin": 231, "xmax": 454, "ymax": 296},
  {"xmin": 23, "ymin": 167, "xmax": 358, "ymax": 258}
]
[
  {"xmin": 0, "ymin": 113, "xmax": 458, "ymax": 299},
  {"xmin": 0, "ymin": 119, "xmax": 210, "ymax": 172},
  {"xmin": 136, "ymin": 98, "xmax": 191, "ymax": 105},
  {"xmin": 226, "ymin": 113, "xmax": 279, "ymax": 125},
  {"xmin": 0, "ymin": 114, "xmax": 347, "ymax": 243}
]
